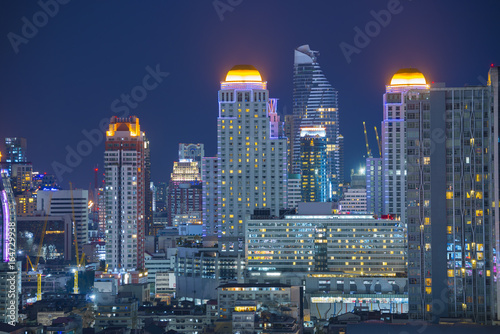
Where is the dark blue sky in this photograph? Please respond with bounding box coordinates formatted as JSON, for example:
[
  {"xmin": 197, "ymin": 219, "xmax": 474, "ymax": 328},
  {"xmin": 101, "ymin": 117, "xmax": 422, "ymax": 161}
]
[{"xmin": 1, "ymin": 0, "xmax": 499, "ymax": 189}]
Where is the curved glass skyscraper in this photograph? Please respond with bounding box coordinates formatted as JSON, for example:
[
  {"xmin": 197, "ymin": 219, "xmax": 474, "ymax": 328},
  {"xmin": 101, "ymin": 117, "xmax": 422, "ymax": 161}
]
[{"xmin": 292, "ymin": 45, "xmax": 342, "ymax": 201}]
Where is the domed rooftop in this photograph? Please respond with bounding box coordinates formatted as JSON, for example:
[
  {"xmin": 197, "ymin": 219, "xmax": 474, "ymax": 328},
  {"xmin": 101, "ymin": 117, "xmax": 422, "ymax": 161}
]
[
  {"xmin": 225, "ymin": 65, "xmax": 262, "ymax": 82},
  {"xmin": 390, "ymin": 68, "xmax": 427, "ymax": 86}
]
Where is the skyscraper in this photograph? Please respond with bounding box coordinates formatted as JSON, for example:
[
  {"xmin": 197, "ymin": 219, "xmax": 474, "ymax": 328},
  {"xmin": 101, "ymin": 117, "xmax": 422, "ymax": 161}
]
[
  {"xmin": 217, "ymin": 65, "xmax": 287, "ymax": 252},
  {"xmin": 366, "ymin": 157, "xmax": 383, "ymax": 215},
  {"xmin": 3, "ymin": 137, "xmax": 27, "ymax": 174},
  {"xmin": 405, "ymin": 67, "xmax": 500, "ymax": 323},
  {"xmin": 293, "ymin": 45, "xmax": 342, "ymax": 200},
  {"xmin": 144, "ymin": 138, "xmax": 153, "ymax": 236},
  {"xmin": 382, "ymin": 68, "xmax": 429, "ymax": 222},
  {"xmin": 0, "ymin": 169, "xmax": 18, "ymax": 325},
  {"xmin": 104, "ymin": 116, "xmax": 146, "ymax": 271},
  {"xmin": 300, "ymin": 127, "xmax": 327, "ymax": 202}
]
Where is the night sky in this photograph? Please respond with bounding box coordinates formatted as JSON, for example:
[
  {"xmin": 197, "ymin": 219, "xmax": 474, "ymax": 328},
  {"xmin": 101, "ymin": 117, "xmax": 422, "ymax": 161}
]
[{"xmin": 1, "ymin": 0, "xmax": 499, "ymax": 190}]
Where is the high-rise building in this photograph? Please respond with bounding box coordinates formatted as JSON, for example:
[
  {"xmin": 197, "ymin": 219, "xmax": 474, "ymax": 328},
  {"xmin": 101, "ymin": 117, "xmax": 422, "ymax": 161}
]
[
  {"xmin": 167, "ymin": 160, "xmax": 202, "ymax": 225},
  {"xmin": 382, "ymin": 68, "xmax": 429, "ymax": 222},
  {"xmin": 104, "ymin": 116, "xmax": 146, "ymax": 271},
  {"xmin": 404, "ymin": 66, "xmax": 500, "ymax": 323},
  {"xmin": 217, "ymin": 65, "xmax": 287, "ymax": 253},
  {"xmin": 37, "ymin": 189, "xmax": 89, "ymax": 260},
  {"xmin": 202, "ymin": 157, "xmax": 218, "ymax": 237},
  {"xmin": 300, "ymin": 127, "xmax": 327, "ymax": 202},
  {"xmin": 366, "ymin": 157, "xmax": 383, "ymax": 215},
  {"xmin": 179, "ymin": 143, "xmax": 204, "ymax": 163},
  {"xmin": 0, "ymin": 169, "xmax": 18, "ymax": 325},
  {"xmin": 292, "ymin": 45, "xmax": 342, "ymax": 200},
  {"xmin": 3, "ymin": 137, "xmax": 27, "ymax": 174}
]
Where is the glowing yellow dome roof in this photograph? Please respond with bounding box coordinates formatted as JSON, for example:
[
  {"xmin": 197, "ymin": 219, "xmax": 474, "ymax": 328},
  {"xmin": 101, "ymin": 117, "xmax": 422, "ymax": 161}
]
[
  {"xmin": 390, "ymin": 68, "xmax": 427, "ymax": 86},
  {"xmin": 225, "ymin": 65, "xmax": 262, "ymax": 82}
]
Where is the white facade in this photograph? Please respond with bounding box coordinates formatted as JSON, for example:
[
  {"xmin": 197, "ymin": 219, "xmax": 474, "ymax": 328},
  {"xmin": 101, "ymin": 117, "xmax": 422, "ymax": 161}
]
[
  {"xmin": 37, "ymin": 189, "xmax": 88, "ymax": 257},
  {"xmin": 104, "ymin": 117, "xmax": 146, "ymax": 271},
  {"xmin": 339, "ymin": 188, "xmax": 367, "ymax": 212},
  {"xmin": 382, "ymin": 70, "xmax": 428, "ymax": 221},
  {"xmin": 217, "ymin": 66, "xmax": 287, "ymax": 253}
]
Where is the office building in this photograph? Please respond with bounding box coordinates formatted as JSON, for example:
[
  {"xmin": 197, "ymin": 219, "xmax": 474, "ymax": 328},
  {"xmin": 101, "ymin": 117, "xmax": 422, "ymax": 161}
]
[
  {"xmin": 0, "ymin": 169, "xmax": 18, "ymax": 325},
  {"xmin": 246, "ymin": 213, "xmax": 406, "ymax": 275},
  {"xmin": 3, "ymin": 137, "xmax": 27, "ymax": 174},
  {"xmin": 382, "ymin": 68, "xmax": 429, "ymax": 221},
  {"xmin": 104, "ymin": 116, "xmax": 146, "ymax": 271},
  {"xmin": 216, "ymin": 65, "xmax": 287, "ymax": 252},
  {"xmin": 37, "ymin": 189, "xmax": 88, "ymax": 259},
  {"xmin": 339, "ymin": 169, "xmax": 367, "ymax": 212},
  {"xmin": 292, "ymin": 45, "xmax": 342, "ymax": 200},
  {"xmin": 300, "ymin": 126, "xmax": 327, "ymax": 202}
]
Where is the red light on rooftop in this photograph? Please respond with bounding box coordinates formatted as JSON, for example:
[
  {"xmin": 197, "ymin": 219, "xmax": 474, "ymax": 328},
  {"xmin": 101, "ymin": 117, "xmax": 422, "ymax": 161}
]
[
  {"xmin": 491, "ymin": 63, "xmax": 495, "ymax": 67},
  {"xmin": 431, "ymin": 81, "xmax": 435, "ymax": 84}
]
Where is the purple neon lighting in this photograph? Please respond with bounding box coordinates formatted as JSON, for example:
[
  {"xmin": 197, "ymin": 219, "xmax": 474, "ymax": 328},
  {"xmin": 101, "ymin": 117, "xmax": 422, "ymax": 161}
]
[{"xmin": 1, "ymin": 190, "xmax": 9, "ymax": 262}]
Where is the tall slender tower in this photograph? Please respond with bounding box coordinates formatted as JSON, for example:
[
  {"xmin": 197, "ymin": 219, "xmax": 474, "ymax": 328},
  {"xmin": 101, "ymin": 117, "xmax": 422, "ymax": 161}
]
[
  {"xmin": 104, "ymin": 116, "xmax": 146, "ymax": 271},
  {"xmin": 217, "ymin": 65, "xmax": 287, "ymax": 253},
  {"xmin": 382, "ymin": 69, "xmax": 428, "ymax": 222},
  {"xmin": 3, "ymin": 138, "xmax": 27, "ymax": 174},
  {"xmin": 293, "ymin": 45, "xmax": 341, "ymax": 200}
]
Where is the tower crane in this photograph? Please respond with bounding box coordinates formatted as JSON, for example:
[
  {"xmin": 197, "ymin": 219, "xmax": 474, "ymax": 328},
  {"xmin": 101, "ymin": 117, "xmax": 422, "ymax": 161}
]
[
  {"xmin": 374, "ymin": 126, "xmax": 382, "ymax": 158},
  {"xmin": 26, "ymin": 194, "xmax": 52, "ymax": 301},
  {"xmin": 70, "ymin": 183, "xmax": 85, "ymax": 294},
  {"xmin": 363, "ymin": 122, "xmax": 372, "ymax": 158}
]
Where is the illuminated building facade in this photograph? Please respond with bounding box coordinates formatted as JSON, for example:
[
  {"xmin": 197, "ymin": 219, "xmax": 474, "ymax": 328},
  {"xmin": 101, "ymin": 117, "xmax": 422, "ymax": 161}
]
[
  {"xmin": 217, "ymin": 65, "xmax": 287, "ymax": 253},
  {"xmin": 293, "ymin": 45, "xmax": 342, "ymax": 201},
  {"xmin": 10, "ymin": 163, "xmax": 32, "ymax": 194},
  {"xmin": 155, "ymin": 182, "xmax": 167, "ymax": 213},
  {"xmin": 37, "ymin": 189, "xmax": 88, "ymax": 261},
  {"xmin": 246, "ymin": 214, "xmax": 406, "ymax": 275},
  {"xmin": 300, "ymin": 127, "xmax": 327, "ymax": 202},
  {"xmin": 167, "ymin": 160, "xmax": 202, "ymax": 225},
  {"xmin": 104, "ymin": 116, "xmax": 146, "ymax": 271},
  {"xmin": 15, "ymin": 192, "xmax": 36, "ymax": 217},
  {"xmin": 382, "ymin": 69, "xmax": 429, "ymax": 222},
  {"xmin": 144, "ymin": 138, "xmax": 153, "ymax": 236},
  {"xmin": 406, "ymin": 67, "xmax": 500, "ymax": 323},
  {"xmin": 3, "ymin": 137, "xmax": 27, "ymax": 174},
  {"xmin": 202, "ymin": 157, "xmax": 218, "ymax": 237},
  {"xmin": 0, "ymin": 169, "xmax": 18, "ymax": 325}
]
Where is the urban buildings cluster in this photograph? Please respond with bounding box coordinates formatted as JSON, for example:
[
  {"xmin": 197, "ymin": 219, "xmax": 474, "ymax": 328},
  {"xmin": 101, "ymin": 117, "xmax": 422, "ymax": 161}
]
[{"xmin": 0, "ymin": 45, "xmax": 499, "ymax": 333}]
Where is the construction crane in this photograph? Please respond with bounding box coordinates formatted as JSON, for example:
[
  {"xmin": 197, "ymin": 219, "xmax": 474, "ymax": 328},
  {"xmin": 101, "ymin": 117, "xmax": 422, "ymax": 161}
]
[
  {"xmin": 26, "ymin": 194, "xmax": 52, "ymax": 301},
  {"xmin": 374, "ymin": 126, "xmax": 382, "ymax": 158},
  {"xmin": 70, "ymin": 183, "xmax": 85, "ymax": 294},
  {"xmin": 363, "ymin": 122, "xmax": 372, "ymax": 158}
]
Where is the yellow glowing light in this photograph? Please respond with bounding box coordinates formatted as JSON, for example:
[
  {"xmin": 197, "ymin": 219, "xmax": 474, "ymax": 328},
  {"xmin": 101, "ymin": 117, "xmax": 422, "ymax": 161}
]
[
  {"xmin": 390, "ymin": 68, "xmax": 427, "ymax": 86},
  {"xmin": 225, "ymin": 65, "xmax": 262, "ymax": 82}
]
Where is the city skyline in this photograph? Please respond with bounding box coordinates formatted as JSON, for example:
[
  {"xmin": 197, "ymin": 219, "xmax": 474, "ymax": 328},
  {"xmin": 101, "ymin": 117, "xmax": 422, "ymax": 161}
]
[{"xmin": 1, "ymin": 1, "xmax": 499, "ymax": 189}]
